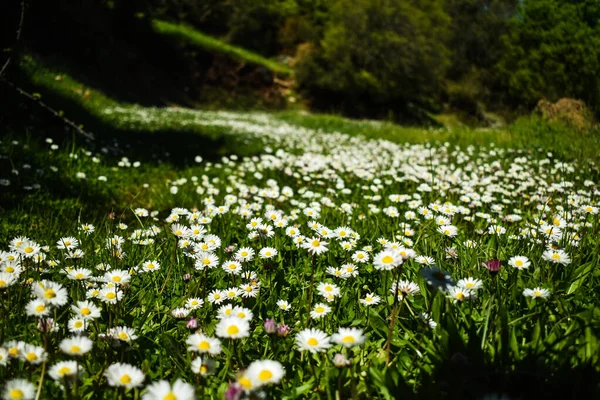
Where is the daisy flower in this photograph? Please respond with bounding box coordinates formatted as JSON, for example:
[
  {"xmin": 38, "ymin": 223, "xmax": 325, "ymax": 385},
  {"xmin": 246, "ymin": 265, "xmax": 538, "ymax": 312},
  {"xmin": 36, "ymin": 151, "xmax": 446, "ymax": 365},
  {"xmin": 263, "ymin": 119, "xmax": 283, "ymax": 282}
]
[
  {"xmin": 103, "ymin": 270, "xmax": 131, "ymax": 285},
  {"xmin": 33, "ymin": 280, "xmax": 69, "ymax": 307},
  {"xmin": 20, "ymin": 344, "xmax": 46, "ymax": 364},
  {"xmin": 56, "ymin": 237, "xmax": 79, "ymax": 250},
  {"xmin": 542, "ymin": 249, "xmax": 571, "ymax": 265},
  {"xmin": 523, "ymin": 287, "xmax": 551, "ymax": 299},
  {"xmin": 215, "ymin": 317, "xmax": 250, "ymax": 339},
  {"xmin": 310, "ymin": 303, "xmax": 332, "ymax": 319},
  {"xmin": 0, "ymin": 273, "xmax": 17, "ymax": 289},
  {"xmin": 25, "ymin": 299, "xmax": 51, "ymax": 317},
  {"xmin": 438, "ymin": 225, "xmax": 458, "ymax": 237},
  {"xmin": 141, "ymin": 260, "xmax": 160, "ymax": 272},
  {"xmin": 48, "ymin": 360, "xmax": 81, "ymax": 381},
  {"xmin": 295, "ymin": 328, "xmax": 331, "ymax": 353},
  {"xmin": 351, "ymin": 251, "xmax": 369, "ymax": 263},
  {"xmin": 186, "ymin": 333, "xmax": 222, "ymax": 355},
  {"xmin": 446, "ymin": 286, "xmax": 474, "ymax": 303},
  {"xmin": 244, "ymin": 360, "xmax": 285, "ymax": 389},
  {"xmin": 359, "ymin": 293, "xmax": 381, "ymax": 306},
  {"xmin": 207, "ymin": 290, "xmax": 226, "ymax": 304},
  {"xmin": 222, "ymin": 260, "xmax": 243, "ymax": 275},
  {"xmin": 235, "ymin": 247, "xmax": 255, "ymax": 262},
  {"xmin": 456, "ymin": 277, "xmax": 483, "ymax": 291},
  {"xmin": 373, "ymin": 250, "xmax": 401, "ymax": 271},
  {"xmin": 277, "ymin": 300, "xmax": 291, "ymax": 311},
  {"xmin": 59, "ymin": 336, "xmax": 93, "ymax": 356},
  {"xmin": 317, "ymin": 282, "xmax": 341, "ymax": 298},
  {"xmin": 108, "ymin": 326, "xmax": 138, "ymax": 343},
  {"xmin": 105, "ymin": 363, "xmax": 145, "ymax": 389},
  {"xmin": 259, "ymin": 247, "xmax": 278, "ymax": 259},
  {"xmin": 142, "ymin": 379, "xmax": 194, "ymax": 400},
  {"xmin": 331, "ymin": 328, "xmax": 366, "ymax": 348},
  {"xmin": 2, "ymin": 379, "xmax": 35, "ymax": 400},
  {"xmin": 302, "ymin": 237, "xmax": 329, "ymax": 255},
  {"xmin": 191, "ymin": 357, "xmax": 215, "ymax": 376},
  {"xmin": 71, "ymin": 300, "xmax": 101, "ymax": 320},
  {"xmin": 391, "ymin": 281, "xmax": 420, "ymax": 300},
  {"xmin": 68, "ymin": 318, "xmax": 88, "ymax": 334},
  {"xmin": 508, "ymin": 256, "xmax": 531, "ymax": 270},
  {"xmin": 185, "ymin": 297, "xmax": 204, "ymax": 310}
]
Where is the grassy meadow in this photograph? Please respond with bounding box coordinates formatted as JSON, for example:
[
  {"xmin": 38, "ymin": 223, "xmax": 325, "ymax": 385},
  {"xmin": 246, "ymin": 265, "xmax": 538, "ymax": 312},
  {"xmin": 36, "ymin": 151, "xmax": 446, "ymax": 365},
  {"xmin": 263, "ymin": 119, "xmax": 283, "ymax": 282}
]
[{"xmin": 2, "ymin": 24, "xmax": 600, "ymax": 400}]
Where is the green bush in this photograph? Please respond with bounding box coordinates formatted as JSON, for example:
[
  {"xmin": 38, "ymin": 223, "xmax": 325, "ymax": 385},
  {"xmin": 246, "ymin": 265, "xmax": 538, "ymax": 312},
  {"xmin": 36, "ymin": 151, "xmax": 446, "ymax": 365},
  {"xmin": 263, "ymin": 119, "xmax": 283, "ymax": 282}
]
[
  {"xmin": 496, "ymin": 0, "xmax": 600, "ymax": 113},
  {"xmin": 295, "ymin": 0, "xmax": 450, "ymax": 120}
]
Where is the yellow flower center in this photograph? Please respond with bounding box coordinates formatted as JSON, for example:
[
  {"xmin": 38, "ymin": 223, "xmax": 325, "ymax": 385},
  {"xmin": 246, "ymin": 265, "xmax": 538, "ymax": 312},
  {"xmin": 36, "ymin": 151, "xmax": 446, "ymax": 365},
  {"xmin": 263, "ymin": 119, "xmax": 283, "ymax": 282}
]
[
  {"xmin": 120, "ymin": 374, "xmax": 132, "ymax": 384},
  {"xmin": 238, "ymin": 377, "xmax": 253, "ymax": 390},
  {"xmin": 456, "ymin": 292, "xmax": 465, "ymax": 300},
  {"xmin": 466, "ymin": 283, "xmax": 474, "ymax": 288},
  {"xmin": 58, "ymin": 366, "xmax": 71, "ymax": 375},
  {"xmin": 119, "ymin": 332, "xmax": 129, "ymax": 340},
  {"xmin": 112, "ymin": 276, "xmax": 121, "ymax": 283},
  {"xmin": 35, "ymin": 305, "xmax": 46, "ymax": 313},
  {"xmin": 316, "ymin": 306, "xmax": 325, "ymax": 313},
  {"xmin": 214, "ymin": 294, "xmax": 220, "ymax": 299},
  {"xmin": 515, "ymin": 260, "xmax": 523, "ymax": 266},
  {"xmin": 164, "ymin": 393, "xmax": 177, "ymax": 400},
  {"xmin": 227, "ymin": 325, "xmax": 239, "ymax": 335},
  {"xmin": 106, "ymin": 293, "xmax": 116, "ymax": 299},
  {"xmin": 6, "ymin": 266, "xmax": 14, "ymax": 273},
  {"xmin": 229, "ymin": 264, "xmax": 237, "ymax": 270},
  {"xmin": 237, "ymin": 312, "xmax": 246, "ymax": 318},
  {"xmin": 258, "ymin": 370, "xmax": 273, "ymax": 382},
  {"xmin": 9, "ymin": 389, "xmax": 24, "ymax": 399},
  {"xmin": 534, "ymin": 290, "xmax": 542, "ymax": 297},
  {"xmin": 325, "ymin": 286, "xmax": 332, "ymax": 292},
  {"xmin": 75, "ymin": 274, "xmax": 84, "ymax": 279},
  {"xmin": 342, "ymin": 336, "xmax": 355, "ymax": 344},
  {"xmin": 147, "ymin": 264, "xmax": 155, "ymax": 269},
  {"xmin": 382, "ymin": 255, "xmax": 393, "ymax": 264},
  {"xmin": 551, "ymin": 253, "xmax": 560, "ymax": 260},
  {"xmin": 365, "ymin": 297, "xmax": 372, "ymax": 302},
  {"xmin": 26, "ymin": 352, "xmax": 38, "ymax": 361},
  {"xmin": 0, "ymin": 280, "xmax": 5, "ymax": 287},
  {"xmin": 311, "ymin": 240, "xmax": 320, "ymax": 247},
  {"xmin": 44, "ymin": 289, "xmax": 56, "ymax": 299},
  {"xmin": 307, "ymin": 338, "xmax": 319, "ymax": 346},
  {"xmin": 71, "ymin": 346, "xmax": 81, "ymax": 353},
  {"xmin": 81, "ymin": 308, "xmax": 91, "ymax": 316},
  {"xmin": 198, "ymin": 341, "xmax": 210, "ymax": 350},
  {"xmin": 24, "ymin": 247, "xmax": 34, "ymax": 253}
]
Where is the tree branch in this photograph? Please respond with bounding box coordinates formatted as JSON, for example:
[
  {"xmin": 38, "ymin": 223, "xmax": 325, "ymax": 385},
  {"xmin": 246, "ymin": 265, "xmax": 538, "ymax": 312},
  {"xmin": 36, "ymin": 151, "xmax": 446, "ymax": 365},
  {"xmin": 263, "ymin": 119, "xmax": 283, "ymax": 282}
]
[
  {"xmin": 0, "ymin": 0, "xmax": 26, "ymax": 78},
  {"xmin": 2, "ymin": 78, "xmax": 95, "ymax": 140}
]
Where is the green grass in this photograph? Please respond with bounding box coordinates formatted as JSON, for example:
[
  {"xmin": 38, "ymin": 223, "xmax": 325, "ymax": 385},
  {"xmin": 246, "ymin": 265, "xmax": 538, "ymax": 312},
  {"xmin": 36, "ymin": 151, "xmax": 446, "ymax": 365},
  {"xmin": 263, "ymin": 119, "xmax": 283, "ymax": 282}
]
[
  {"xmin": 151, "ymin": 19, "xmax": 294, "ymax": 76},
  {"xmin": 17, "ymin": 55, "xmax": 600, "ymax": 167},
  {"xmin": 3, "ymin": 53, "xmax": 600, "ymax": 400}
]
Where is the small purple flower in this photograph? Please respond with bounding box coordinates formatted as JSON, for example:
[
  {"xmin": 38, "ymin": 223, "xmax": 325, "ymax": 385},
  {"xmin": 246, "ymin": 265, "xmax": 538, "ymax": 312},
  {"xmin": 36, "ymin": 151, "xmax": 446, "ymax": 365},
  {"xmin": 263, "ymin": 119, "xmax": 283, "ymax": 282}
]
[
  {"xmin": 483, "ymin": 259, "xmax": 501, "ymax": 273},
  {"xmin": 183, "ymin": 273, "xmax": 192, "ymax": 281},
  {"xmin": 277, "ymin": 324, "xmax": 290, "ymax": 337},
  {"xmin": 186, "ymin": 317, "xmax": 198, "ymax": 330},
  {"xmin": 264, "ymin": 318, "xmax": 277, "ymax": 334},
  {"xmin": 224, "ymin": 383, "xmax": 243, "ymax": 400}
]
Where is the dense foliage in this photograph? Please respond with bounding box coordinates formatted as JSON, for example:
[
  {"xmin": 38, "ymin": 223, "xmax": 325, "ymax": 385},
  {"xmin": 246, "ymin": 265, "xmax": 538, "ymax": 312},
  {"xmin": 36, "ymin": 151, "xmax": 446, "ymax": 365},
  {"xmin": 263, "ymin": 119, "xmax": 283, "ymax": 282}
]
[{"xmin": 3, "ymin": 0, "xmax": 600, "ymax": 121}]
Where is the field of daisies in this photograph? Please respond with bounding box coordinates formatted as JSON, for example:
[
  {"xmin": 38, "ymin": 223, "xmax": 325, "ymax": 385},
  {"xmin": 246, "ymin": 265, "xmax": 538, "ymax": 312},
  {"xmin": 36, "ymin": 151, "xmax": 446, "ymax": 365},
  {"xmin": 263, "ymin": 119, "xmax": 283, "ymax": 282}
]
[{"xmin": 1, "ymin": 110, "xmax": 600, "ymax": 400}]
